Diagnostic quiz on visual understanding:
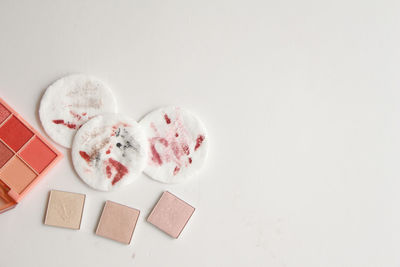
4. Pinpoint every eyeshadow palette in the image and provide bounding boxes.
[0,98,62,213]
